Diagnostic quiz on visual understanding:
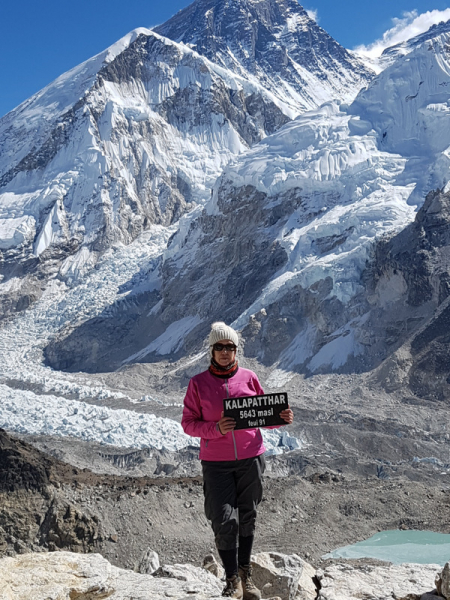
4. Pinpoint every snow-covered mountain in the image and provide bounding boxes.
[376,18,450,70]
[0,0,374,326]
[43,26,450,389]
[0,32,294,320]
[155,0,373,113]
[1,1,450,452]
[0,29,291,245]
